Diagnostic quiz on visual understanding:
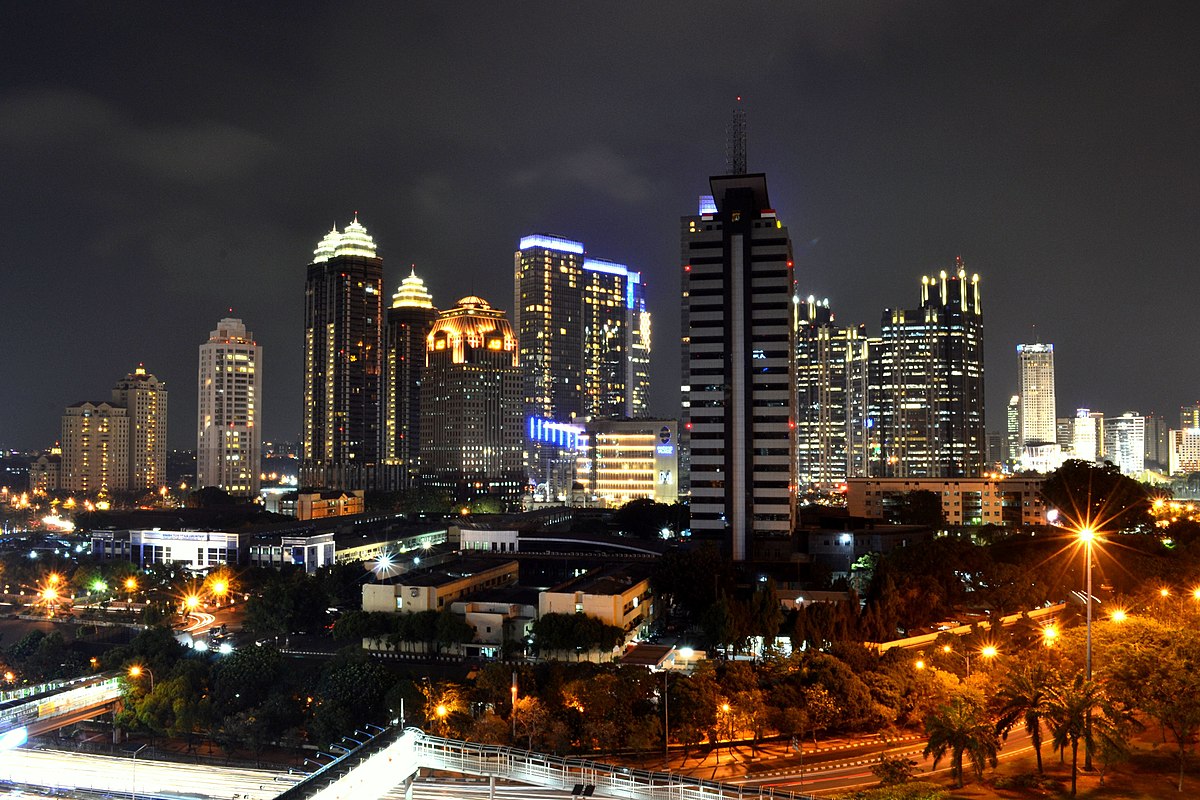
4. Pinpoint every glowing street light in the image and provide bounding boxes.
[183,594,200,612]
[1110,608,1127,623]
[1041,626,1059,646]
[128,664,155,691]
